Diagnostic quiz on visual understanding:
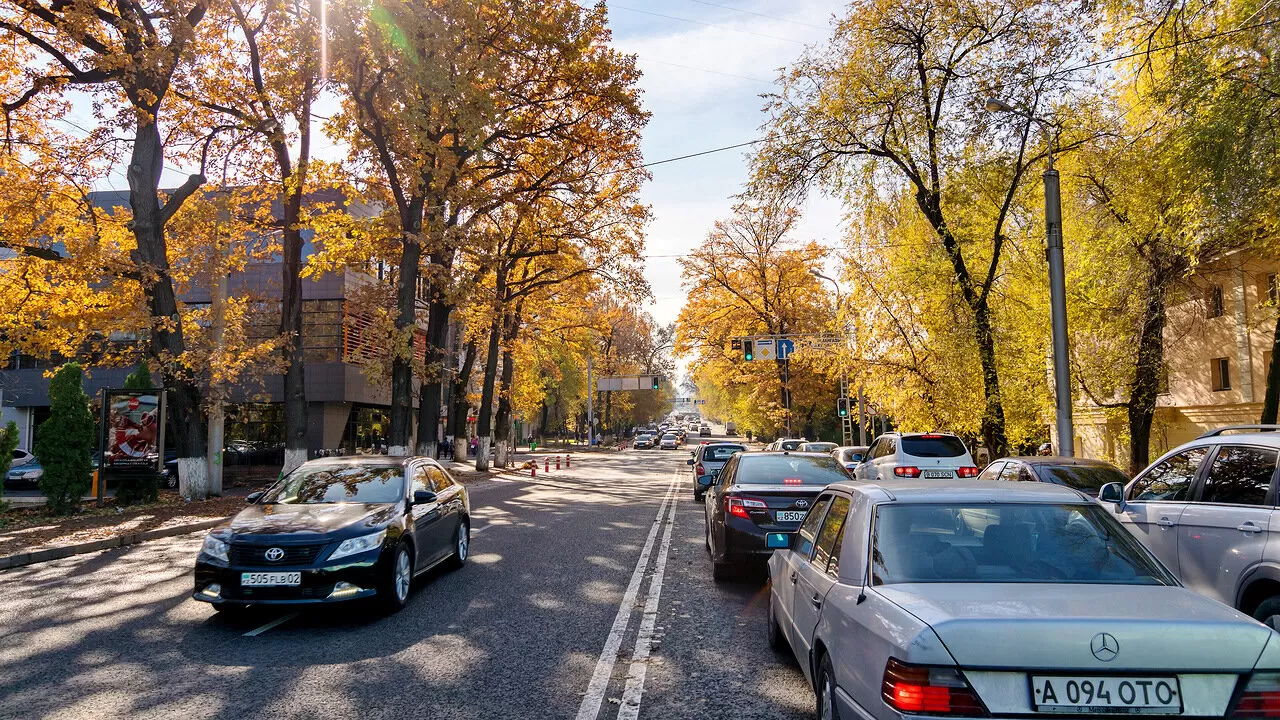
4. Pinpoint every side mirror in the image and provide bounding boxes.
[246,491,264,504]
[697,476,714,487]
[851,454,864,462]
[765,532,792,550]
[414,490,438,505]
[686,459,695,466]
[1099,482,1125,509]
